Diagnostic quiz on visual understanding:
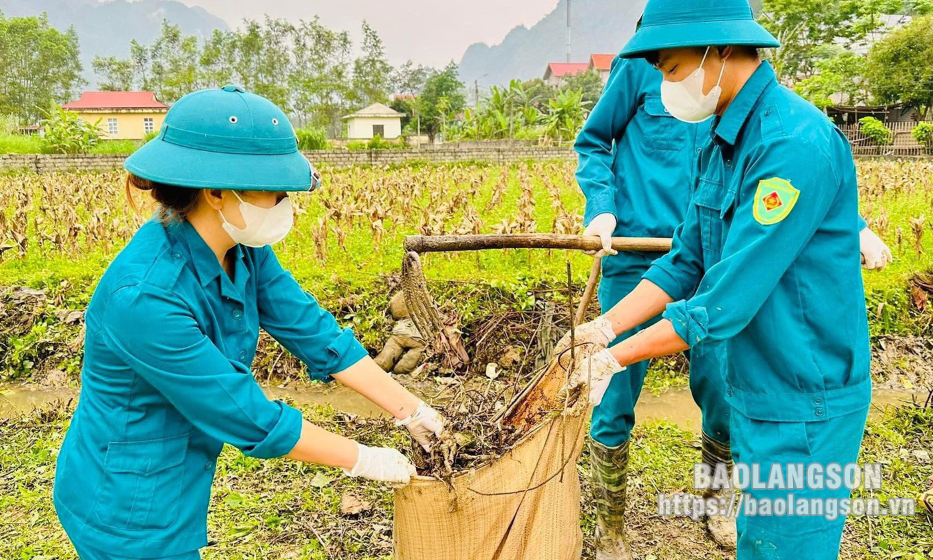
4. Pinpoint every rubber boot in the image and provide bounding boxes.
[701,432,737,551]
[919,475,933,513]
[590,439,634,560]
